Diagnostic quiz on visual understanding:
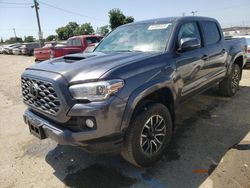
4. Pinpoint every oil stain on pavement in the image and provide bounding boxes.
[63,164,136,188]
